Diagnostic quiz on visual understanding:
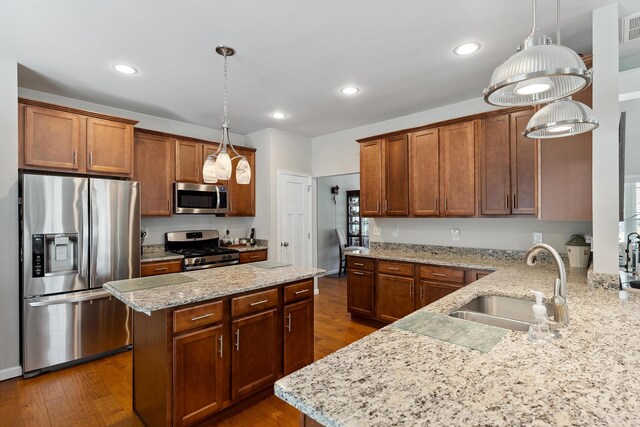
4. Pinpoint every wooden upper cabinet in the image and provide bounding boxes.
[409,128,440,216]
[480,115,511,215]
[175,140,201,183]
[539,85,593,220]
[510,110,537,215]
[134,131,174,216]
[360,139,384,217]
[86,118,133,175]
[19,100,138,176]
[384,134,409,215]
[440,121,477,217]
[228,147,256,216]
[23,105,81,171]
